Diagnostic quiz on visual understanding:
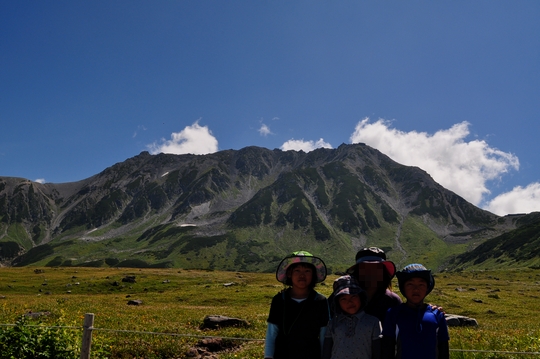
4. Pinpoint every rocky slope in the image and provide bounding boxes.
[445,212,540,270]
[0,144,521,272]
